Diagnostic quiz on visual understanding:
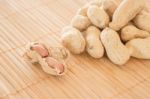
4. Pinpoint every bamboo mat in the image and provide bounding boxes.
[0,0,150,99]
